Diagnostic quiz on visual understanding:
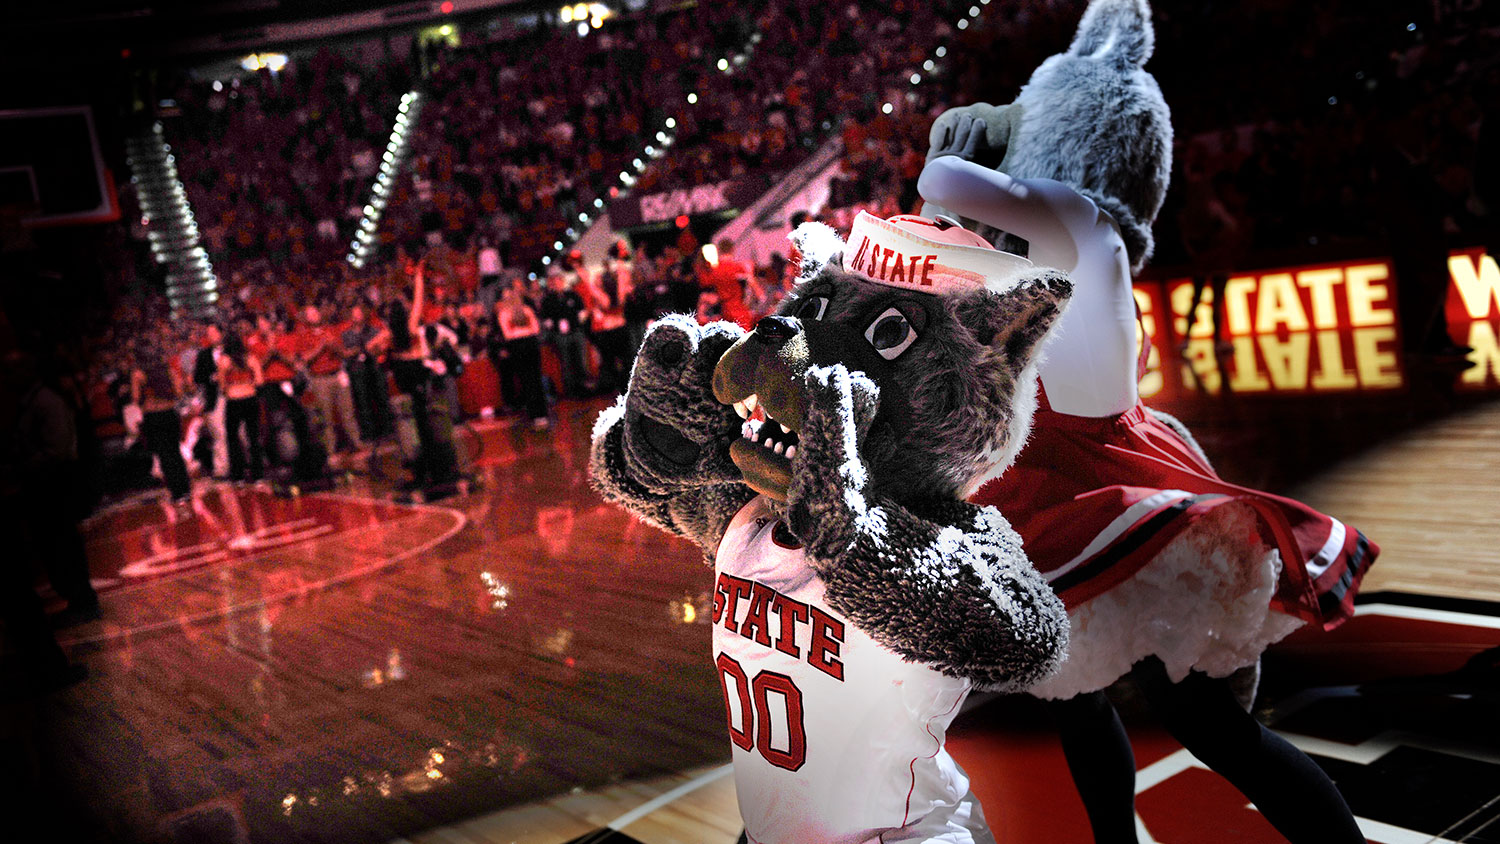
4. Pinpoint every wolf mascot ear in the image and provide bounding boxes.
[927,0,1171,272]
[788,221,845,281]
